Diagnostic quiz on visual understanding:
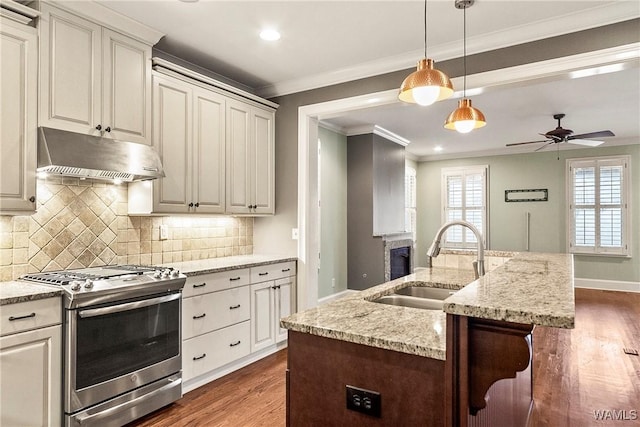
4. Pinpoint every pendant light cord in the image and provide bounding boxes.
[463,4,467,97]
[424,0,427,58]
